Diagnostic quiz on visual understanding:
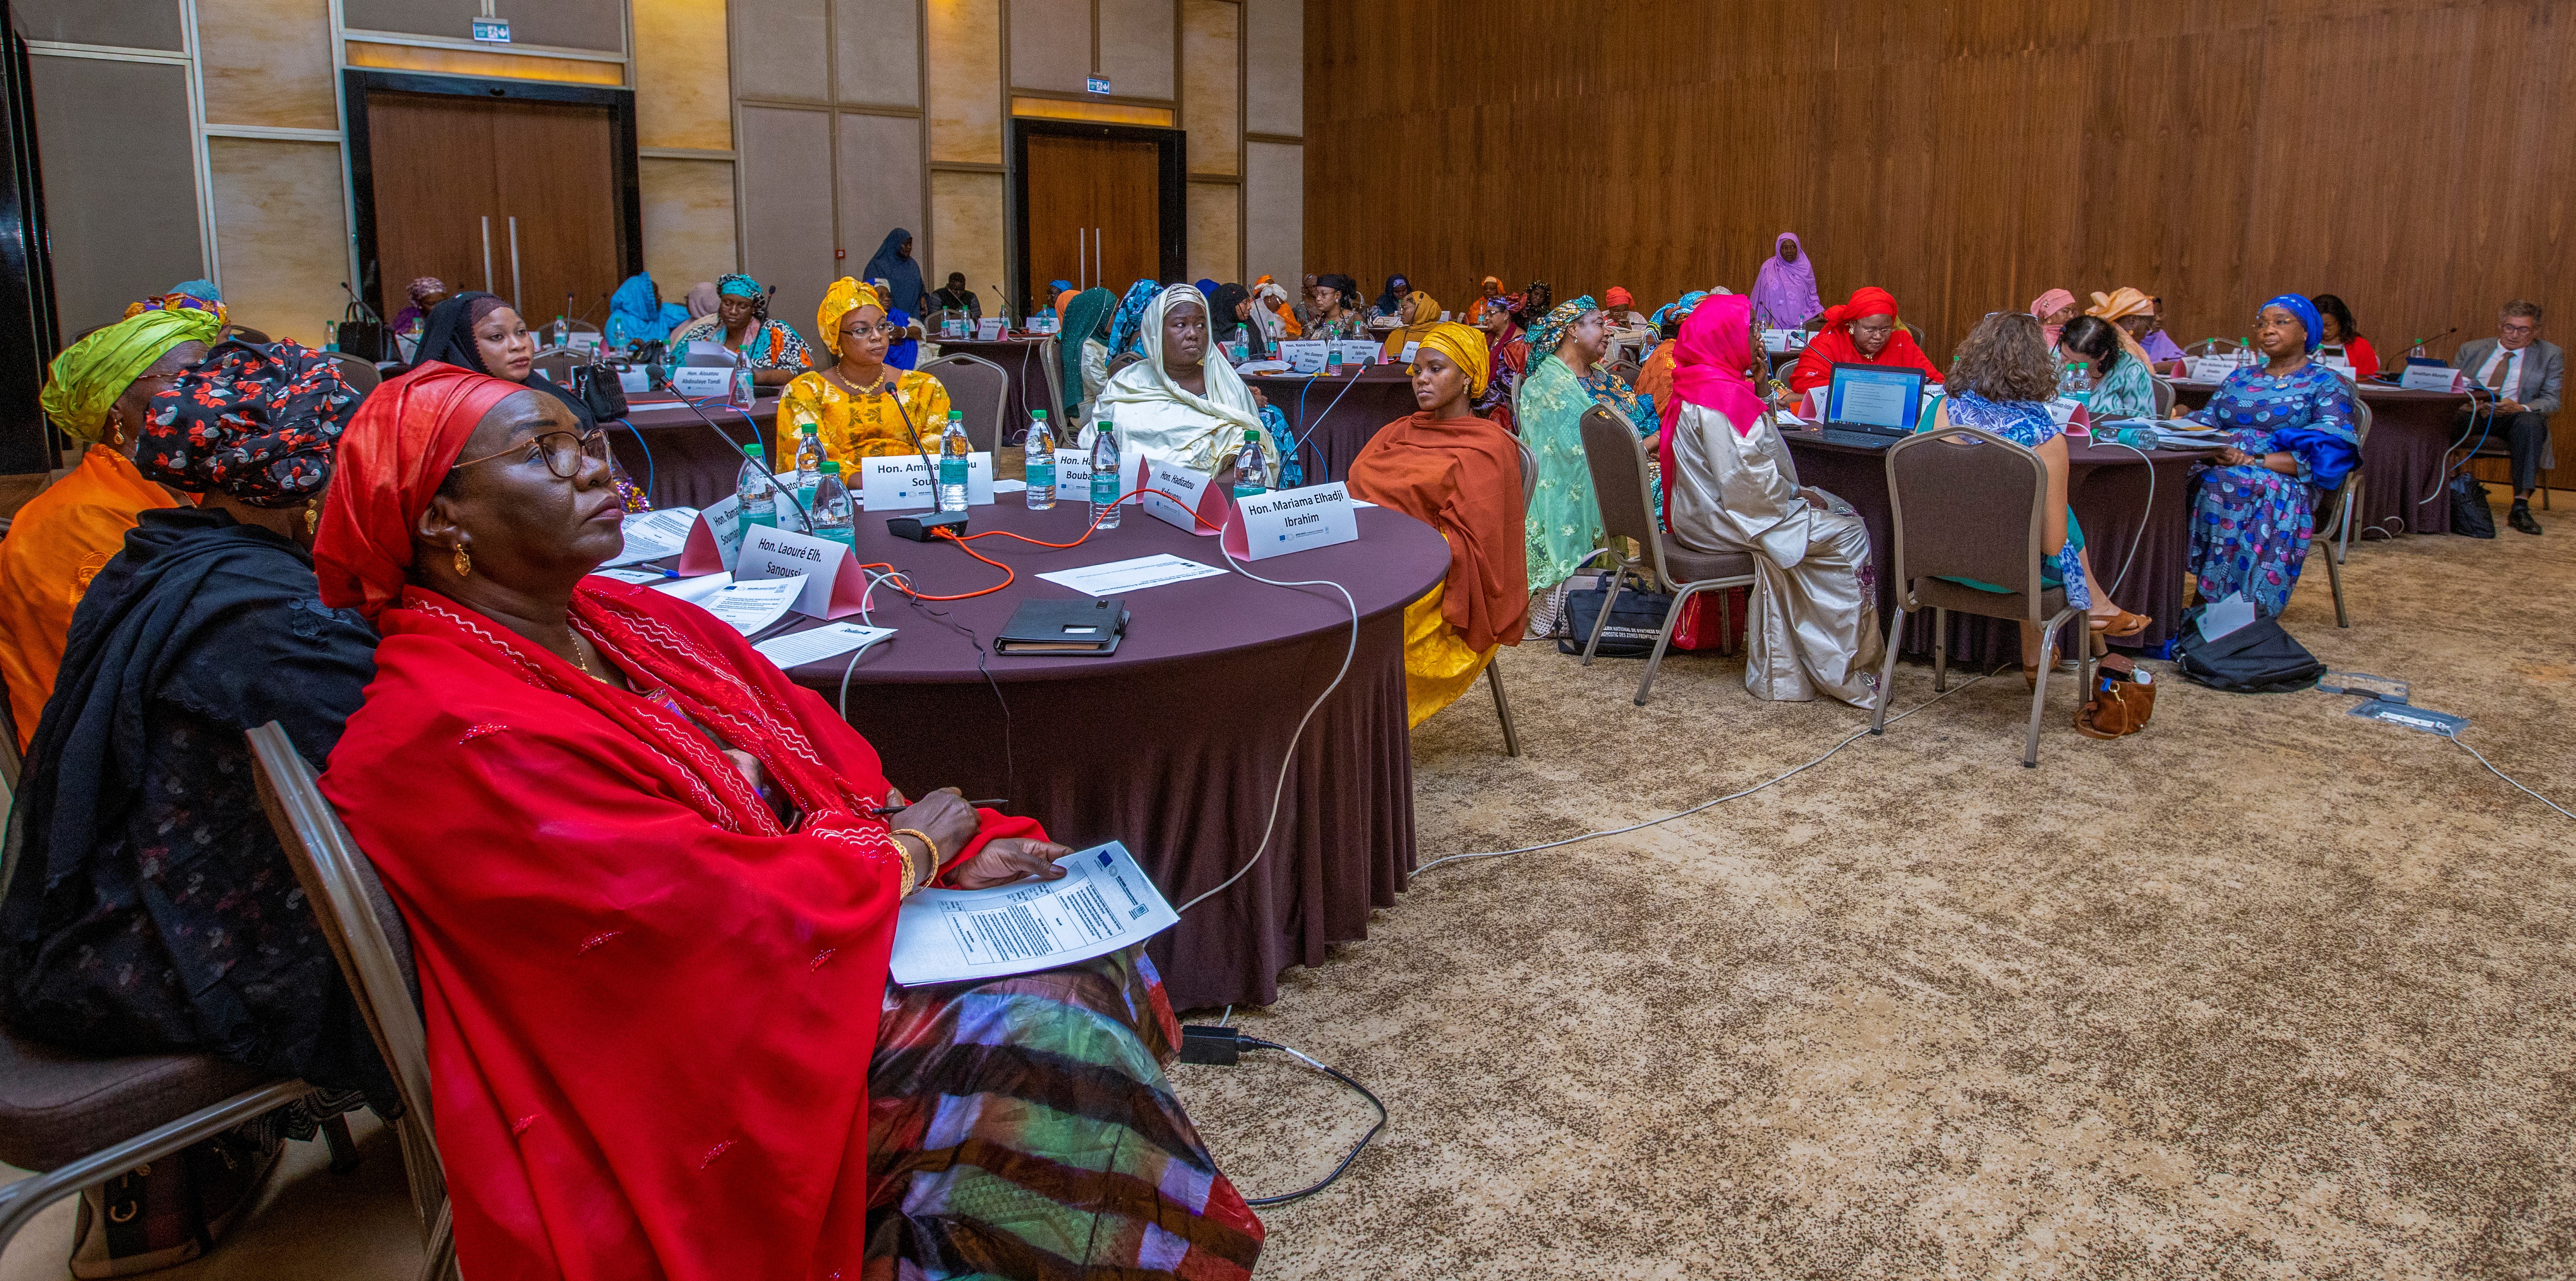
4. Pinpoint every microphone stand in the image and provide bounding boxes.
[651,366,815,534]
